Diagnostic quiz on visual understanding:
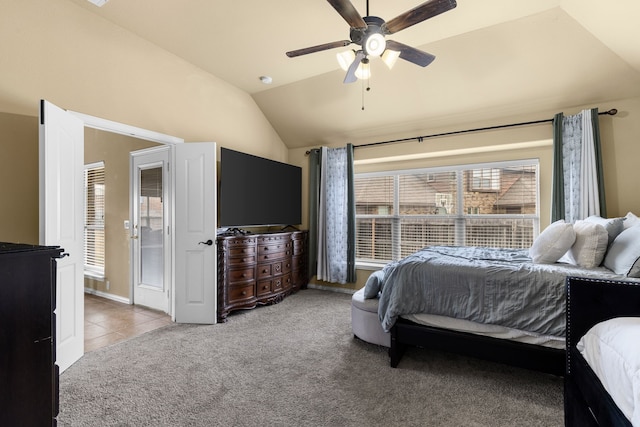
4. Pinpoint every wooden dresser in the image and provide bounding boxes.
[217,230,308,322]
[0,243,63,427]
